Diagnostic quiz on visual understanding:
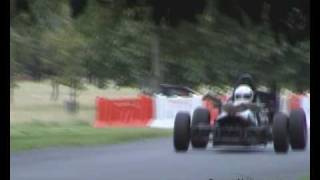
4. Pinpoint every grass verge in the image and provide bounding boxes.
[11,122,172,152]
[299,175,309,180]
[10,80,140,124]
